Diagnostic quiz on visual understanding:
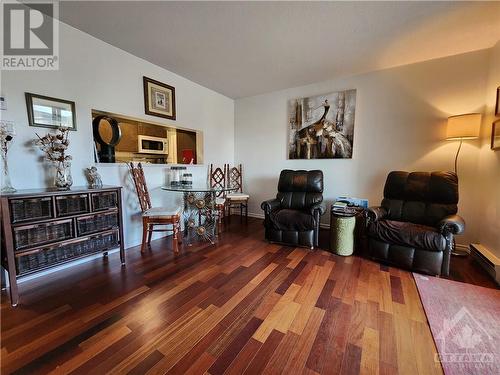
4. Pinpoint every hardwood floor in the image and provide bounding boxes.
[446,254,498,288]
[0,217,493,374]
